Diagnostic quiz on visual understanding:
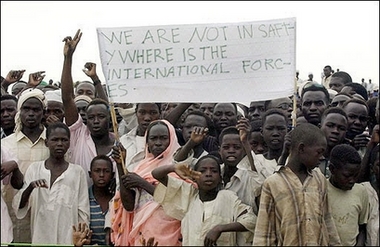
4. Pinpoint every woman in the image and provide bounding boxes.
[110,119,183,246]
